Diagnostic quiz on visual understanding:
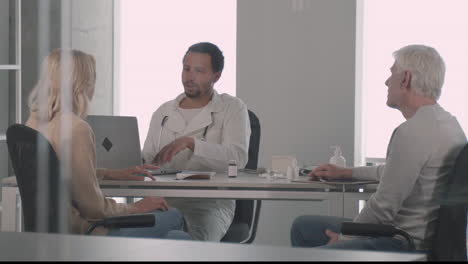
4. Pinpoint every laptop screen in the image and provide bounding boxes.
[86,115,142,169]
